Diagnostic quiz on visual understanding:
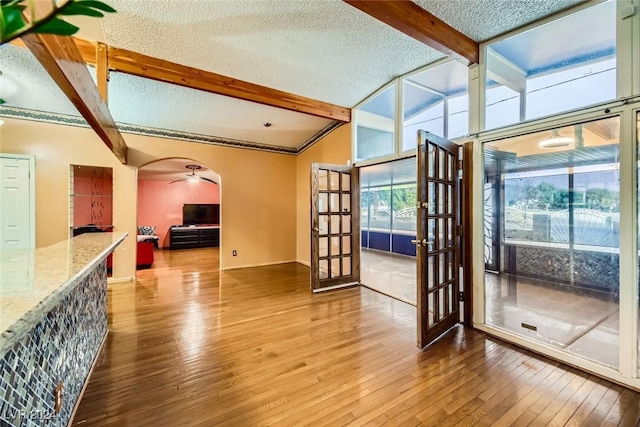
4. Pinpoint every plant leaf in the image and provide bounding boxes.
[76,0,116,13]
[0,98,6,105]
[32,17,80,36]
[0,0,24,6]
[58,3,104,17]
[1,5,27,39]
